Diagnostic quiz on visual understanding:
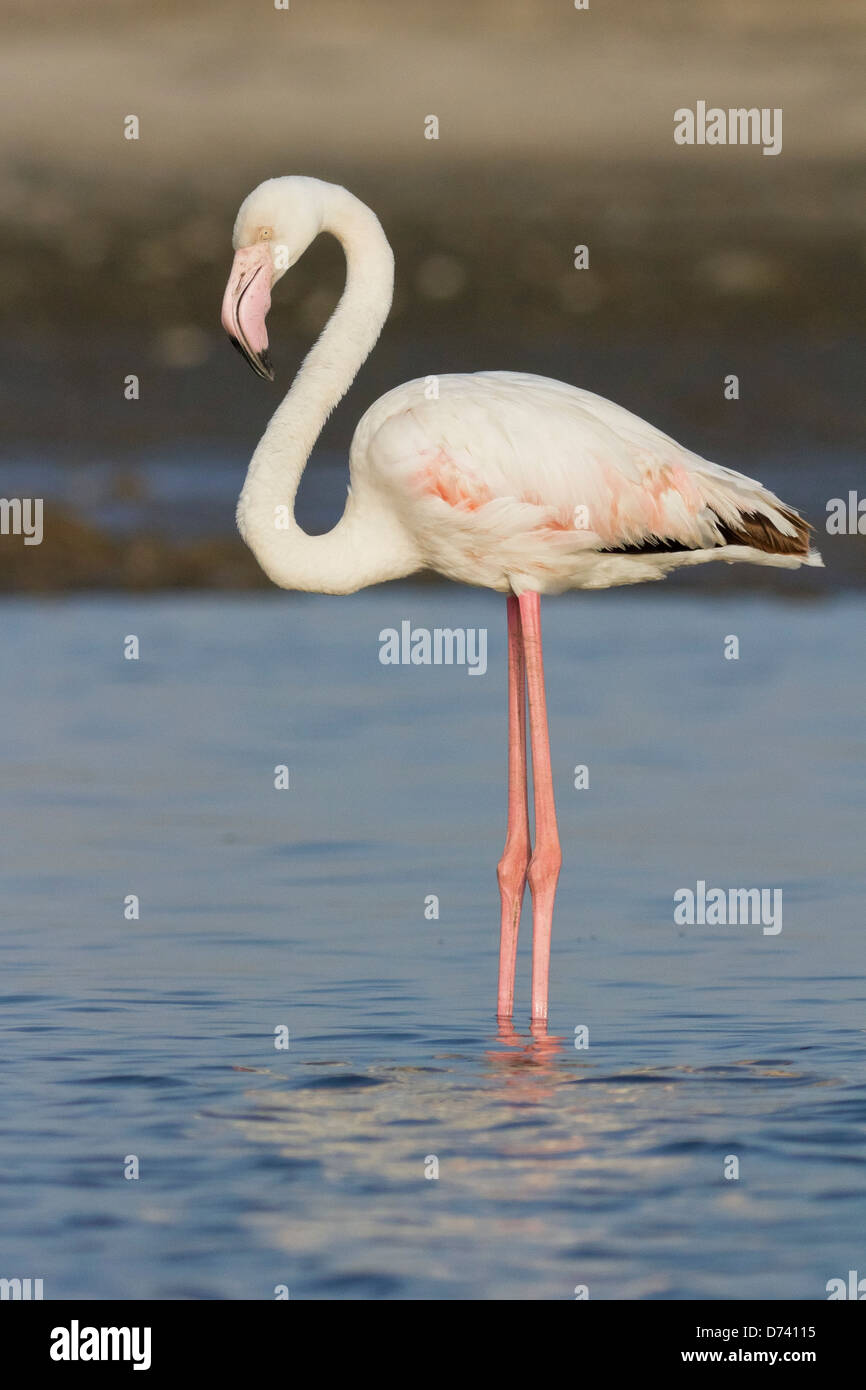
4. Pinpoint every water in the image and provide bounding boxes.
[1,587,863,1300]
